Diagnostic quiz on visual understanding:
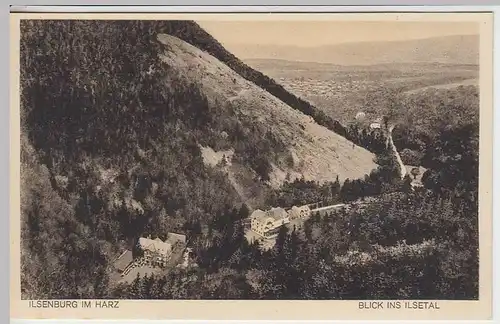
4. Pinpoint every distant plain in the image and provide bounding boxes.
[245,58,478,124]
